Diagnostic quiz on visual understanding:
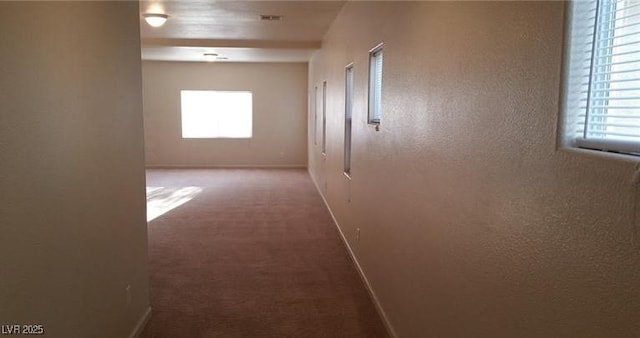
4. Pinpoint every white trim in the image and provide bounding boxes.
[561,1,640,157]
[145,164,307,169]
[307,170,397,338]
[576,137,640,155]
[368,42,384,54]
[367,43,384,126]
[559,146,640,165]
[128,306,151,338]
